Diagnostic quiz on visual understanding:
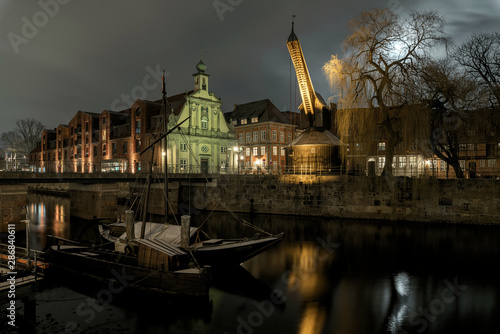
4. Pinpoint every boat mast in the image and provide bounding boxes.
[162,70,169,222]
